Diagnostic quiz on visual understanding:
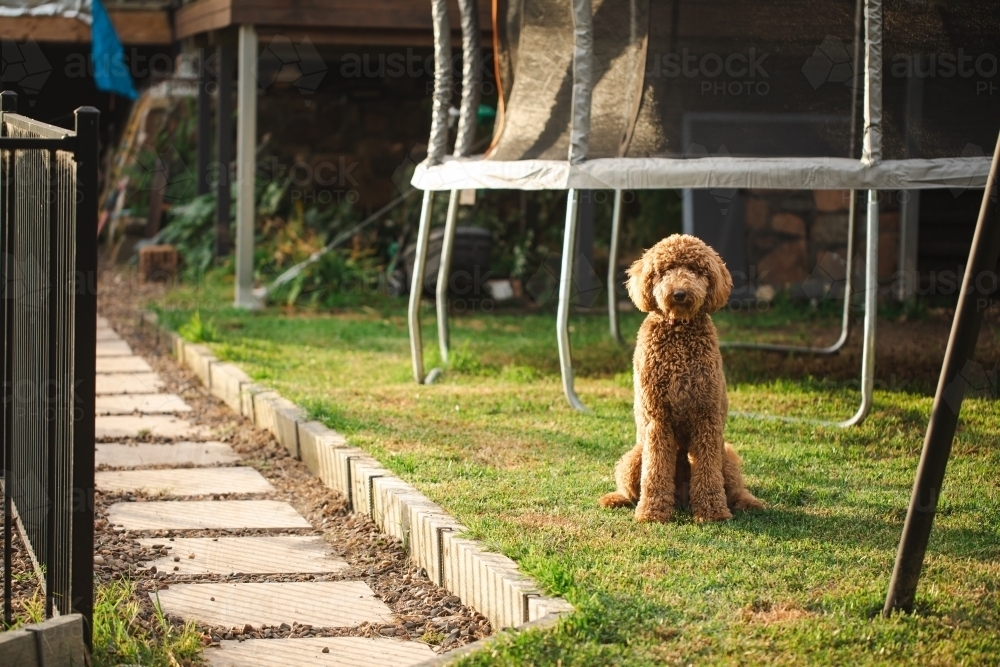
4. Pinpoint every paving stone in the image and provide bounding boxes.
[207,637,434,667]
[97,316,110,328]
[96,393,192,415]
[96,328,122,341]
[96,372,165,395]
[154,582,394,629]
[95,415,211,440]
[96,340,133,356]
[96,442,239,468]
[96,356,153,373]
[96,467,273,496]
[137,536,349,575]
[107,500,311,531]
